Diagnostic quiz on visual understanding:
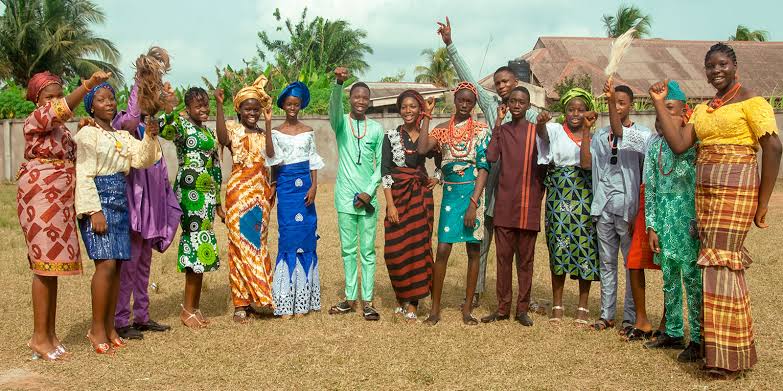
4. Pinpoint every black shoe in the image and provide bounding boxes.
[363,304,380,321]
[515,313,534,327]
[116,326,143,340]
[480,312,510,323]
[133,319,171,332]
[643,333,685,350]
[677,342,703,363]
